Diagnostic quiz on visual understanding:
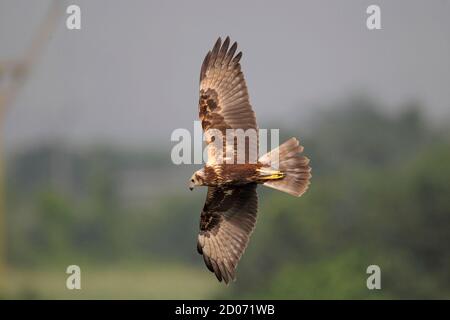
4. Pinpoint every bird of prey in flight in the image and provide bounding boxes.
[189,37,311,284]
